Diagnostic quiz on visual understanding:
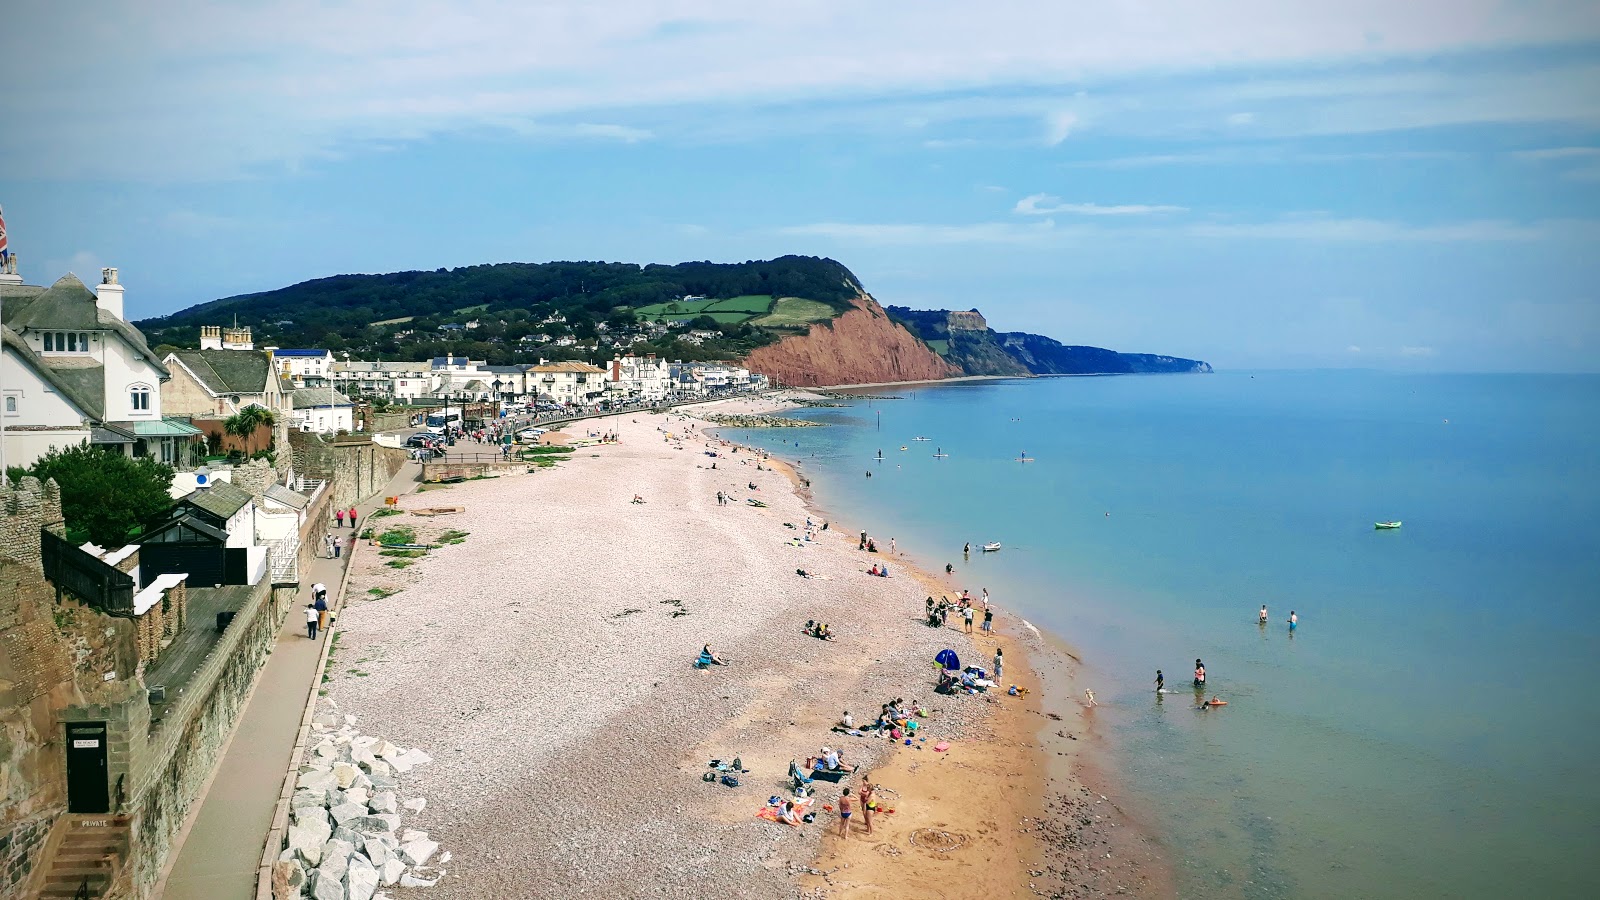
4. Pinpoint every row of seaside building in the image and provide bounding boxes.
[1,265,767,473]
